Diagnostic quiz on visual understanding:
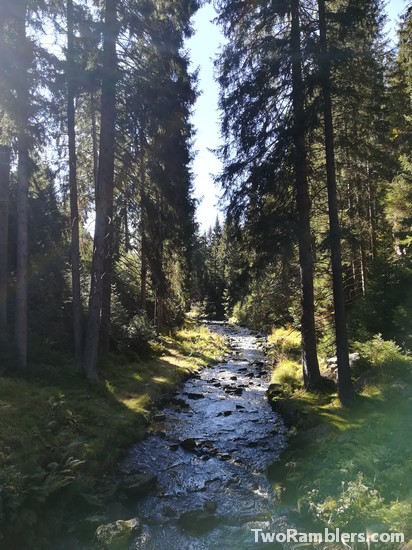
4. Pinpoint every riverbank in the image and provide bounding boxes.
[266,331,412,546]
[0,322,227,548]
